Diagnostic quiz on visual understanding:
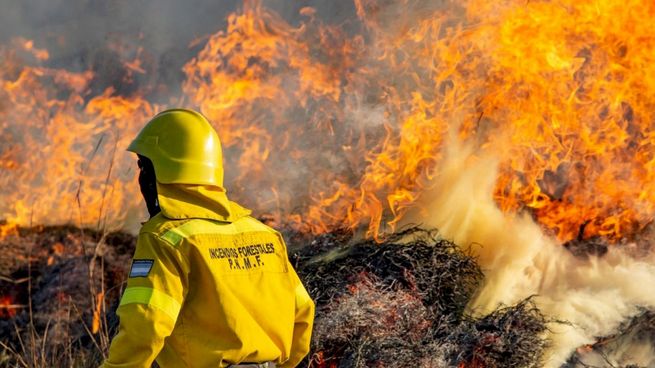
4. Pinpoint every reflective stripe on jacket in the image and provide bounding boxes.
[102,213,315,368]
